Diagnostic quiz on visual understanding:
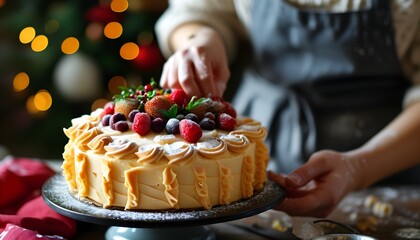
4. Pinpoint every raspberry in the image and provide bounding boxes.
[132,112,151,136]
[151,117,165,133]
[222,101,237,118]
[217,113,236,131]
[165,118,180,134]
[110,113,126,130]
[100,101,115,118]
[128,110,140,122]
[169,89,189,107]
[102,114,112,126]
[179,119,202,143]
[114,121,129,132]
[199,118,216,130]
